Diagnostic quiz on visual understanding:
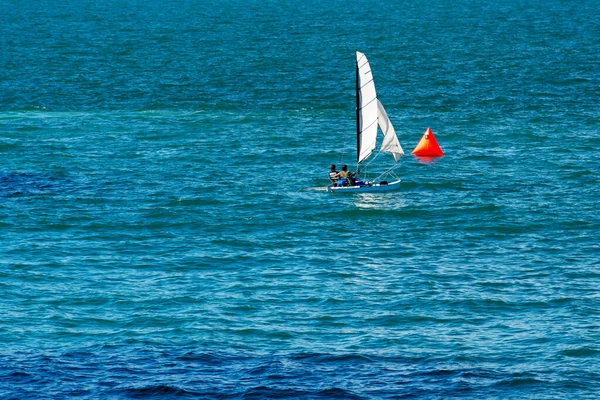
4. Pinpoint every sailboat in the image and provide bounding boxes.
[327,51,404,193]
